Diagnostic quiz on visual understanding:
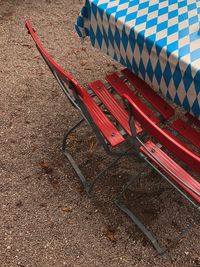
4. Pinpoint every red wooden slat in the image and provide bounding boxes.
[140,141,200,204]
[89,80,142,136]
[83,93,125,147]
[163,129,193,152]
[123,93,200,175]
[185,112,200,128]
[106,73,160,125]
[121,69,174,120]
[171,119,200,150]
